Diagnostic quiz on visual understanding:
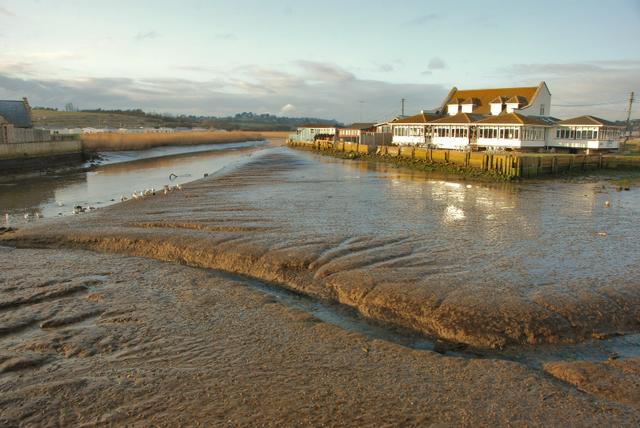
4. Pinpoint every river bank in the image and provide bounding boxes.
[289,140,640,180]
